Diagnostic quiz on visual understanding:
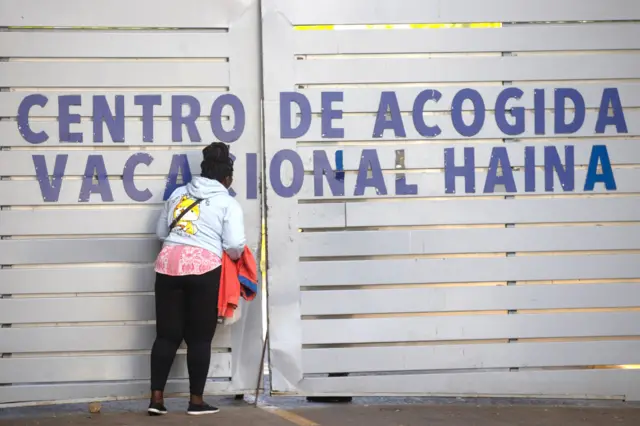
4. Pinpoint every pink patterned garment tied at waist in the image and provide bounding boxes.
[154,244,222,276]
